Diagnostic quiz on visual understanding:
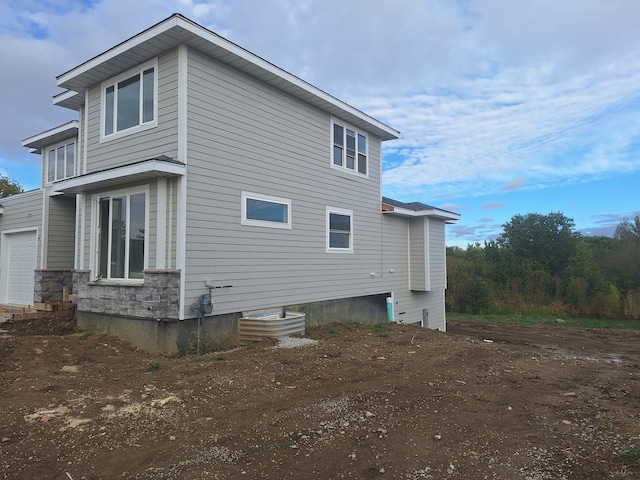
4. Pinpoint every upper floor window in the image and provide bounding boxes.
[241,191,292,229]
[47,142,75,183]
[102,61,157,140]
[332,121,367,176]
